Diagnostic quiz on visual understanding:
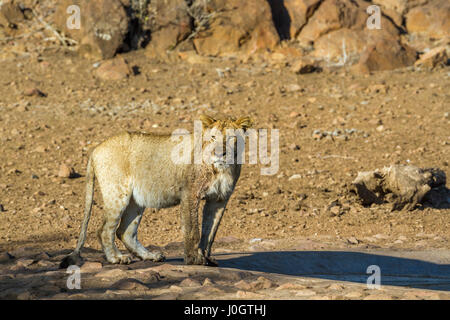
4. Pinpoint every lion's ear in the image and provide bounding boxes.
[235,116,253,131]
[199,114,216,128]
